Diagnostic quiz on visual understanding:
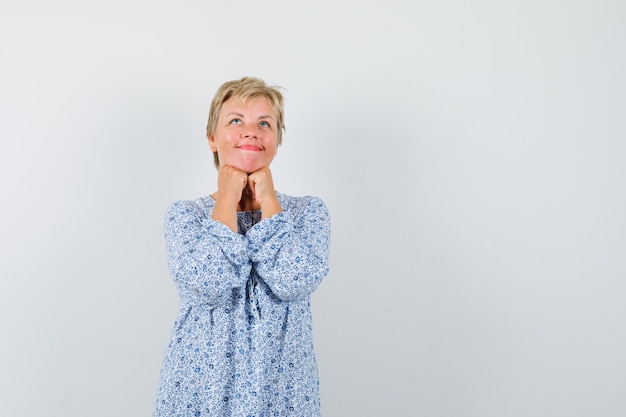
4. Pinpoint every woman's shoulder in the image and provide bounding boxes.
[165,195,216,220]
